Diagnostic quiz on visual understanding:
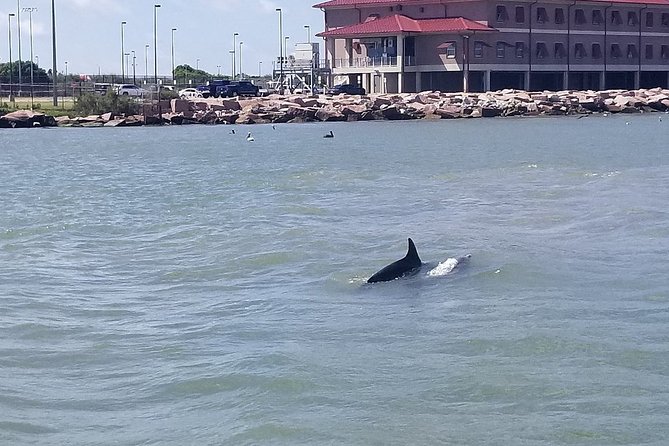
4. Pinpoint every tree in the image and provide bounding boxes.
[0,61,51,84]
[173,64,222,86]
